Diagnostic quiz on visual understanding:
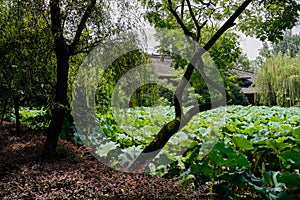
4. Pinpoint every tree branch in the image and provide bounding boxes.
[181,0,185,20]
[186,0,201,41]
[204,0,252,50]
[167,0,196,40]
[69,0,97,55]
[198,0,214,7]
[73,37,106,55]
[174,47,205,118]
[128,98,225,172]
